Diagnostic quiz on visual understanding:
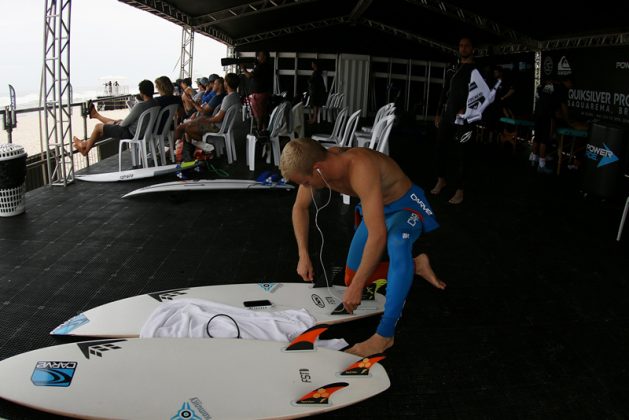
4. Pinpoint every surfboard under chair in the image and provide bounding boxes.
[0,326,390,419]
[122,178,294,197]
[75,161,199,183]
[51,282,386,338]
